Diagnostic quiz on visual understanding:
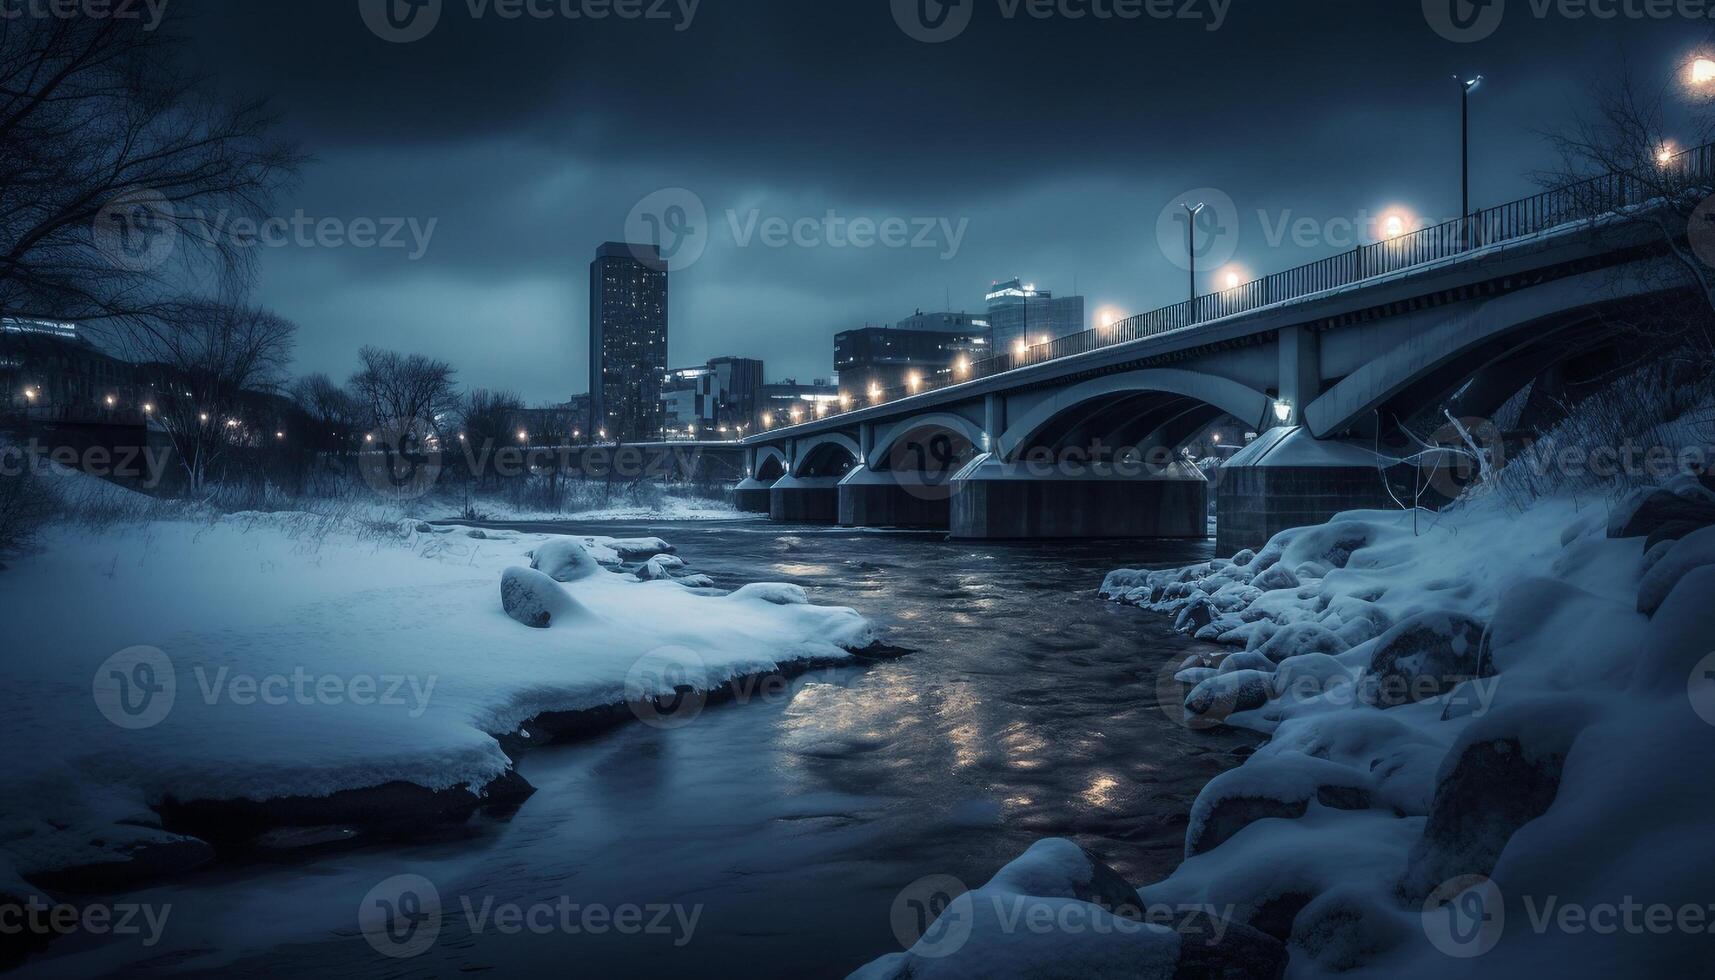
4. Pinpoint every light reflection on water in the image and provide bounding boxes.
[28,519,1254,980]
